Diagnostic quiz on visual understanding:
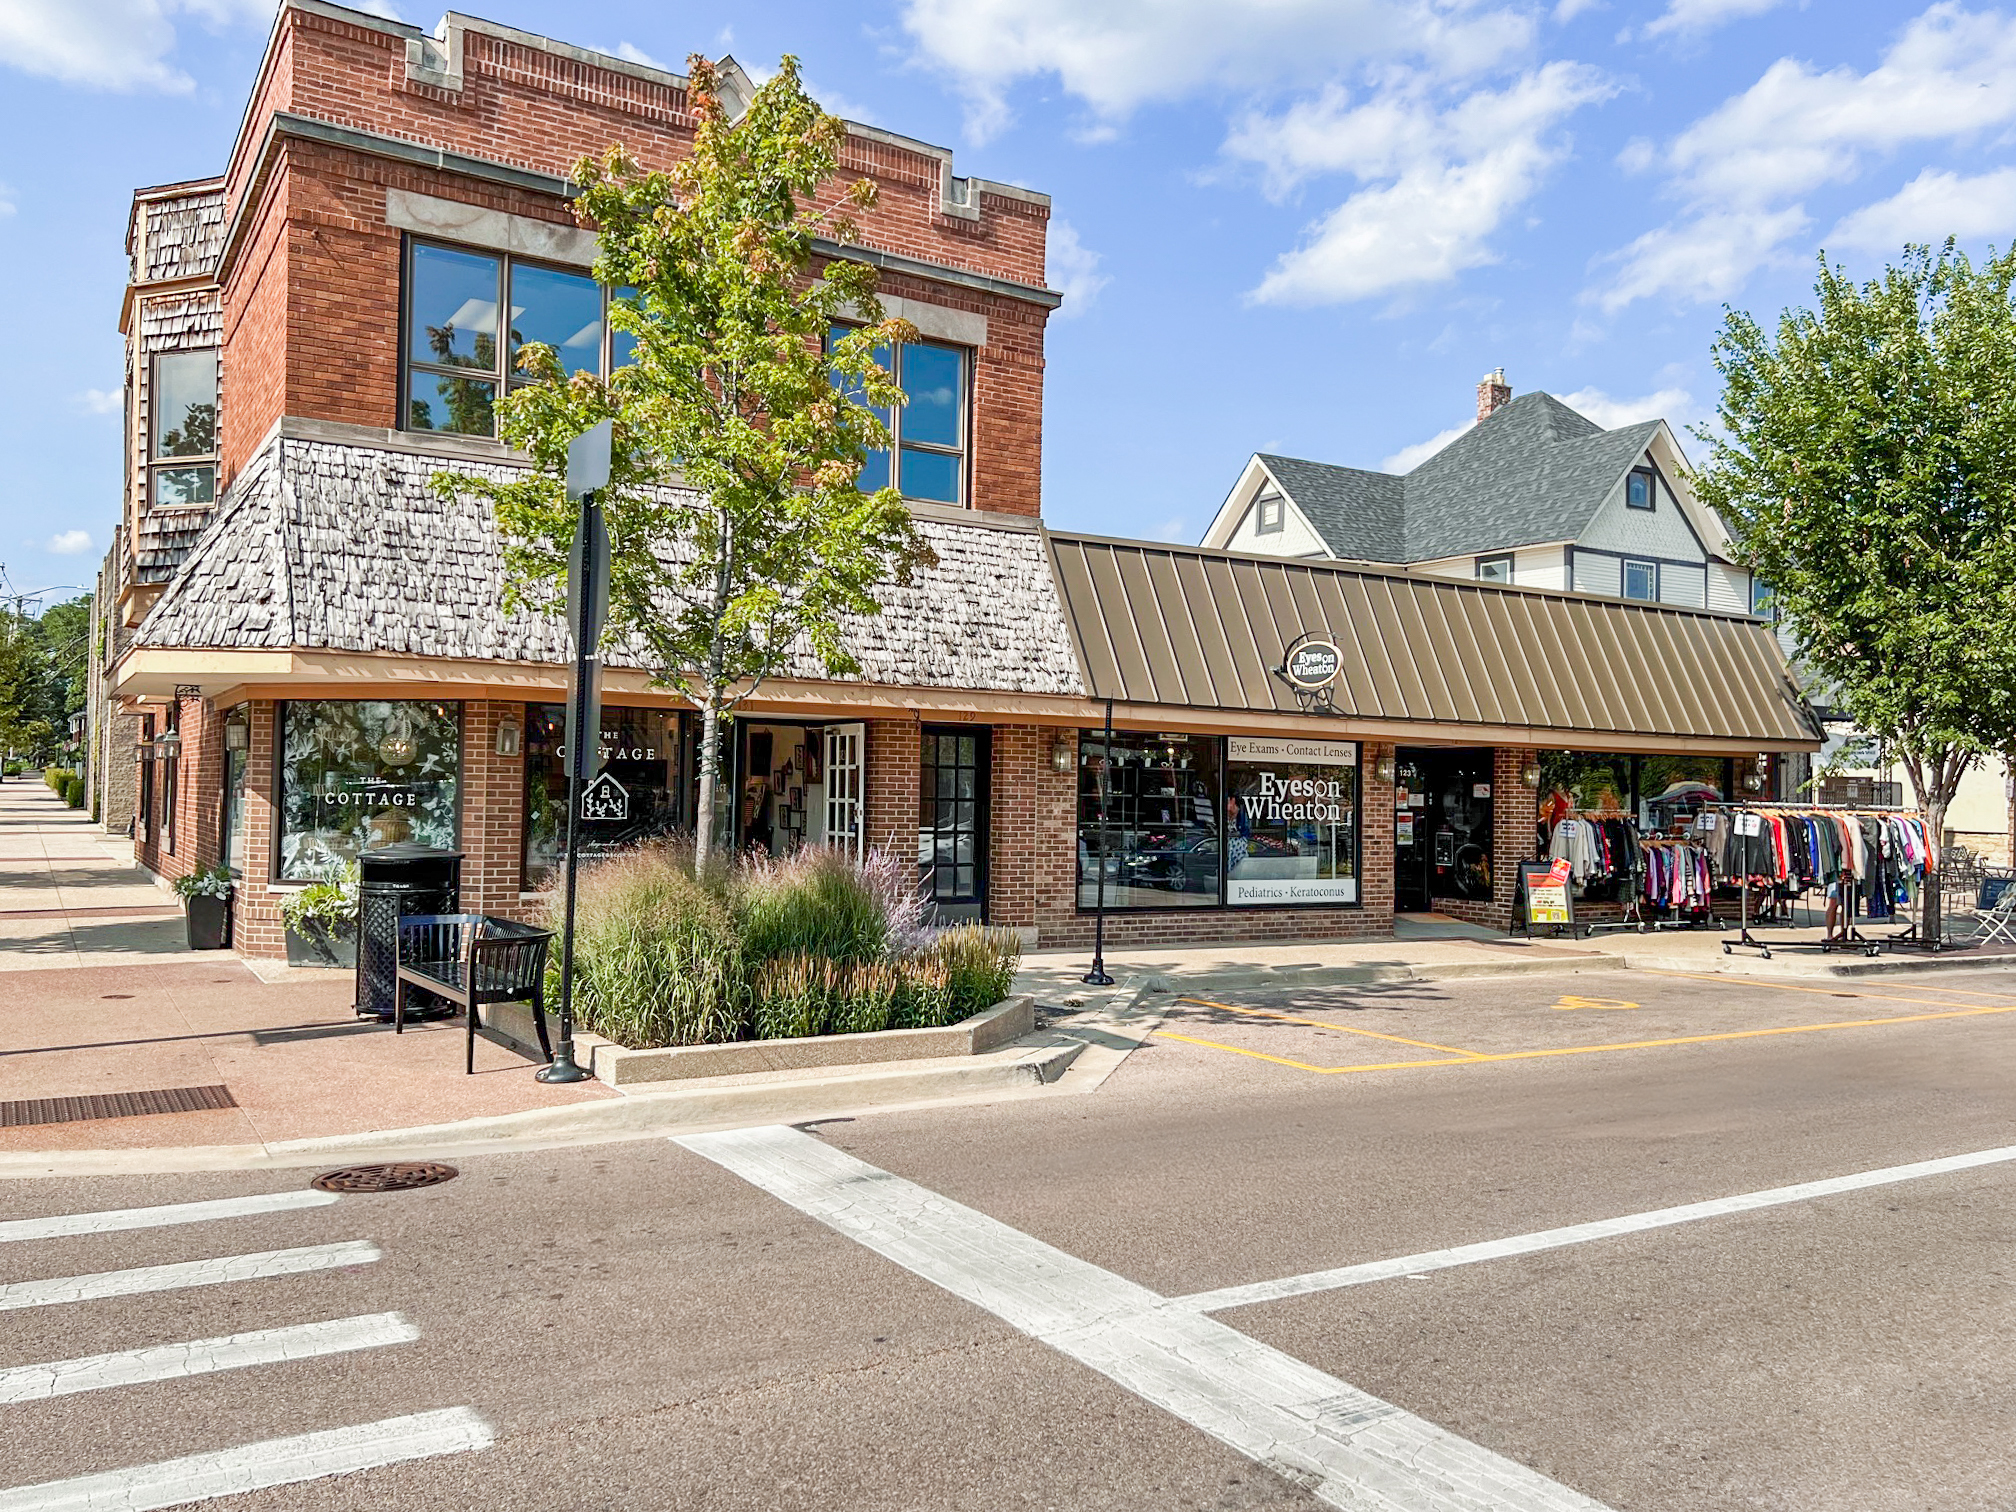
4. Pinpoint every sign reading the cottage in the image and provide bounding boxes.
[1224,738,1359,906]
[1283,639,1342,690]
